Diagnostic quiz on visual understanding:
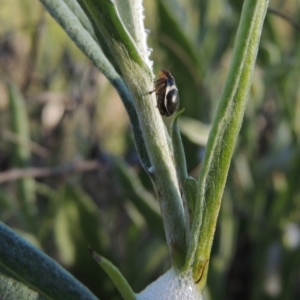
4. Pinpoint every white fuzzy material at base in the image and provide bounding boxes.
[134,0,153,69]
[136,269,203,300]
